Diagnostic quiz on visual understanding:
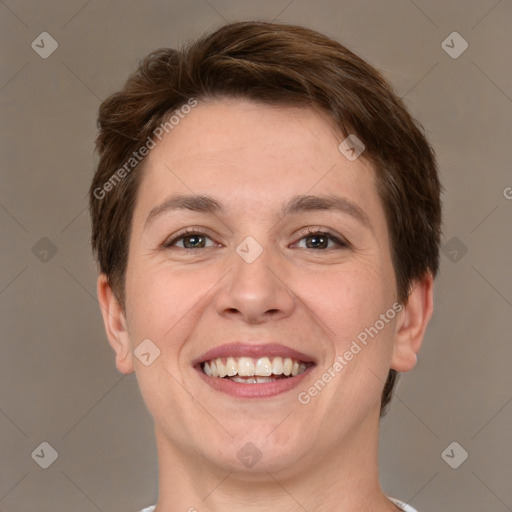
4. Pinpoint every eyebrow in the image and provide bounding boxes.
[144,193,372,231]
